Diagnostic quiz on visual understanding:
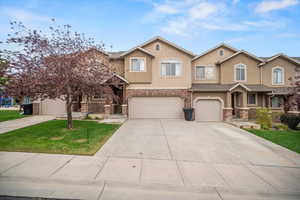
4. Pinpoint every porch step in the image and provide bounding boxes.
[228,120,261,129]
